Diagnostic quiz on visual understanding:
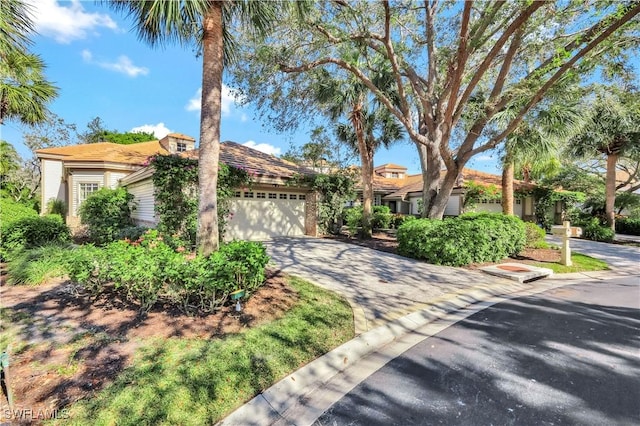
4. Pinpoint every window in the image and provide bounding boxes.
[515,199,522,205]
[279,193,287,200]
[256,192,266,199]
[391,172,399,178]
[374,195,381,206]
[243,192,254,198]
[234,191,241,198]
[481,199,488,204]
[177,142,187,152]
[78,182,100,207]
[289,194,298,200]
[268,193,277,199]
[299,194,306,200]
